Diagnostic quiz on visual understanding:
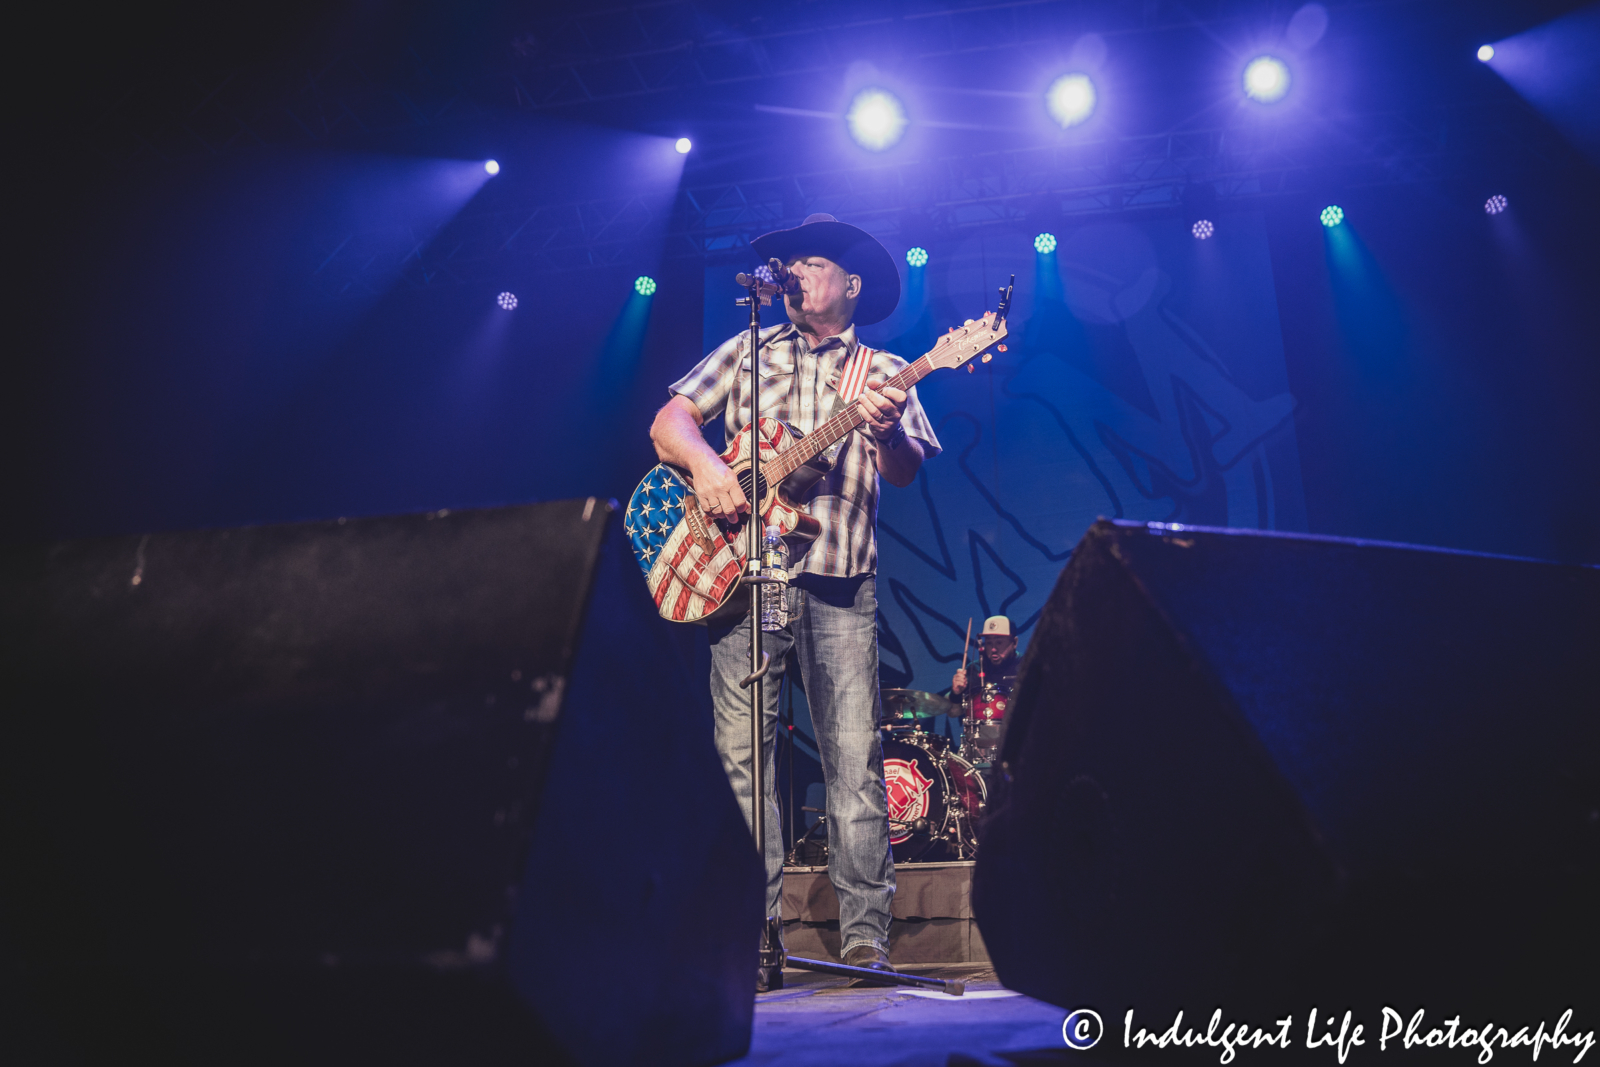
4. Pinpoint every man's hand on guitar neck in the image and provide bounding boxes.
[858,378,925,488]
[650,395,749,521]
